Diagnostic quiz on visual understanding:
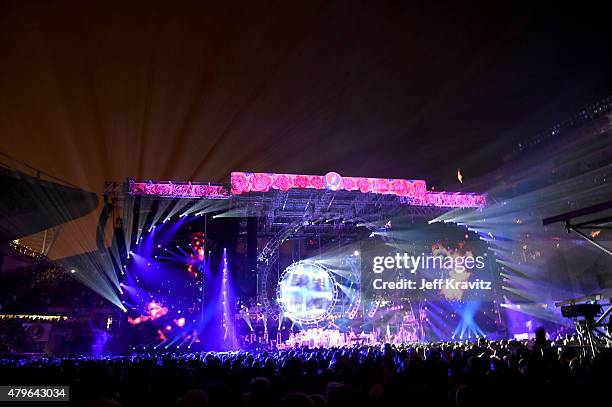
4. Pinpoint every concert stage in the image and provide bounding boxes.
[102,171,502,350]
